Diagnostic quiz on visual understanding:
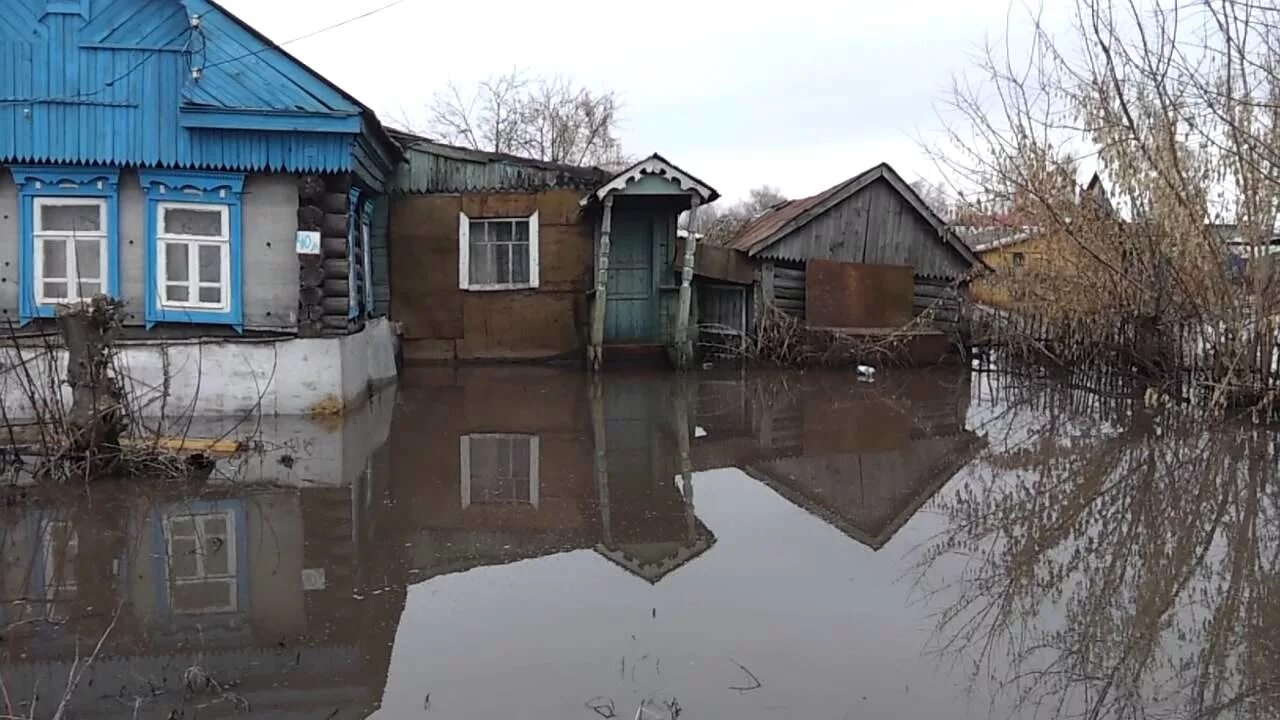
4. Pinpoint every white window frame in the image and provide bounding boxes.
[32,197,107,304]
[156,201,231,312]
[459,433,540,509]
[458,211,540,291]
[164,510,238,614]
